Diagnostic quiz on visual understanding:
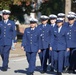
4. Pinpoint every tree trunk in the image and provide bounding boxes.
[65,0,71,21]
